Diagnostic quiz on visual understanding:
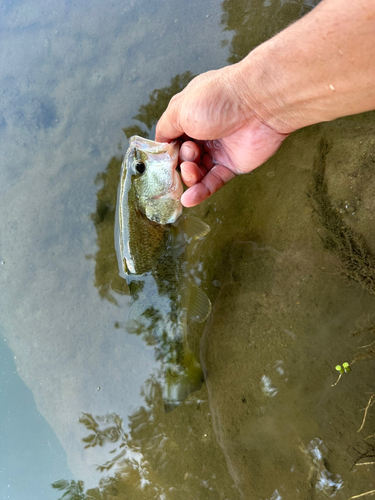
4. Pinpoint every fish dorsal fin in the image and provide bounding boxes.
[188,285,211,323]
[182,215,210,241]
